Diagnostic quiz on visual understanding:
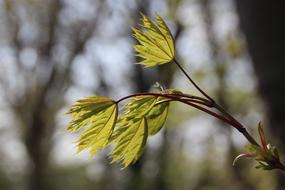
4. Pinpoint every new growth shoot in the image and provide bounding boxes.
[66,14,285,171]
